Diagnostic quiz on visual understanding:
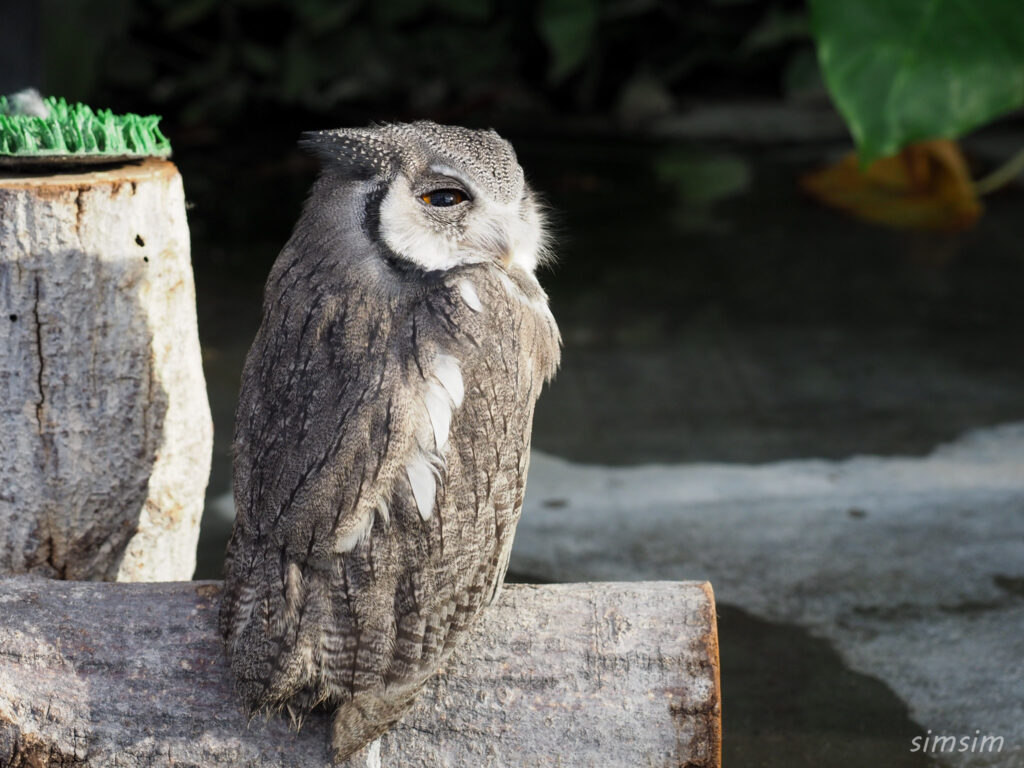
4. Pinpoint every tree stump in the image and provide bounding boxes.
[0,159,212,581]
[0,579,721,767]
